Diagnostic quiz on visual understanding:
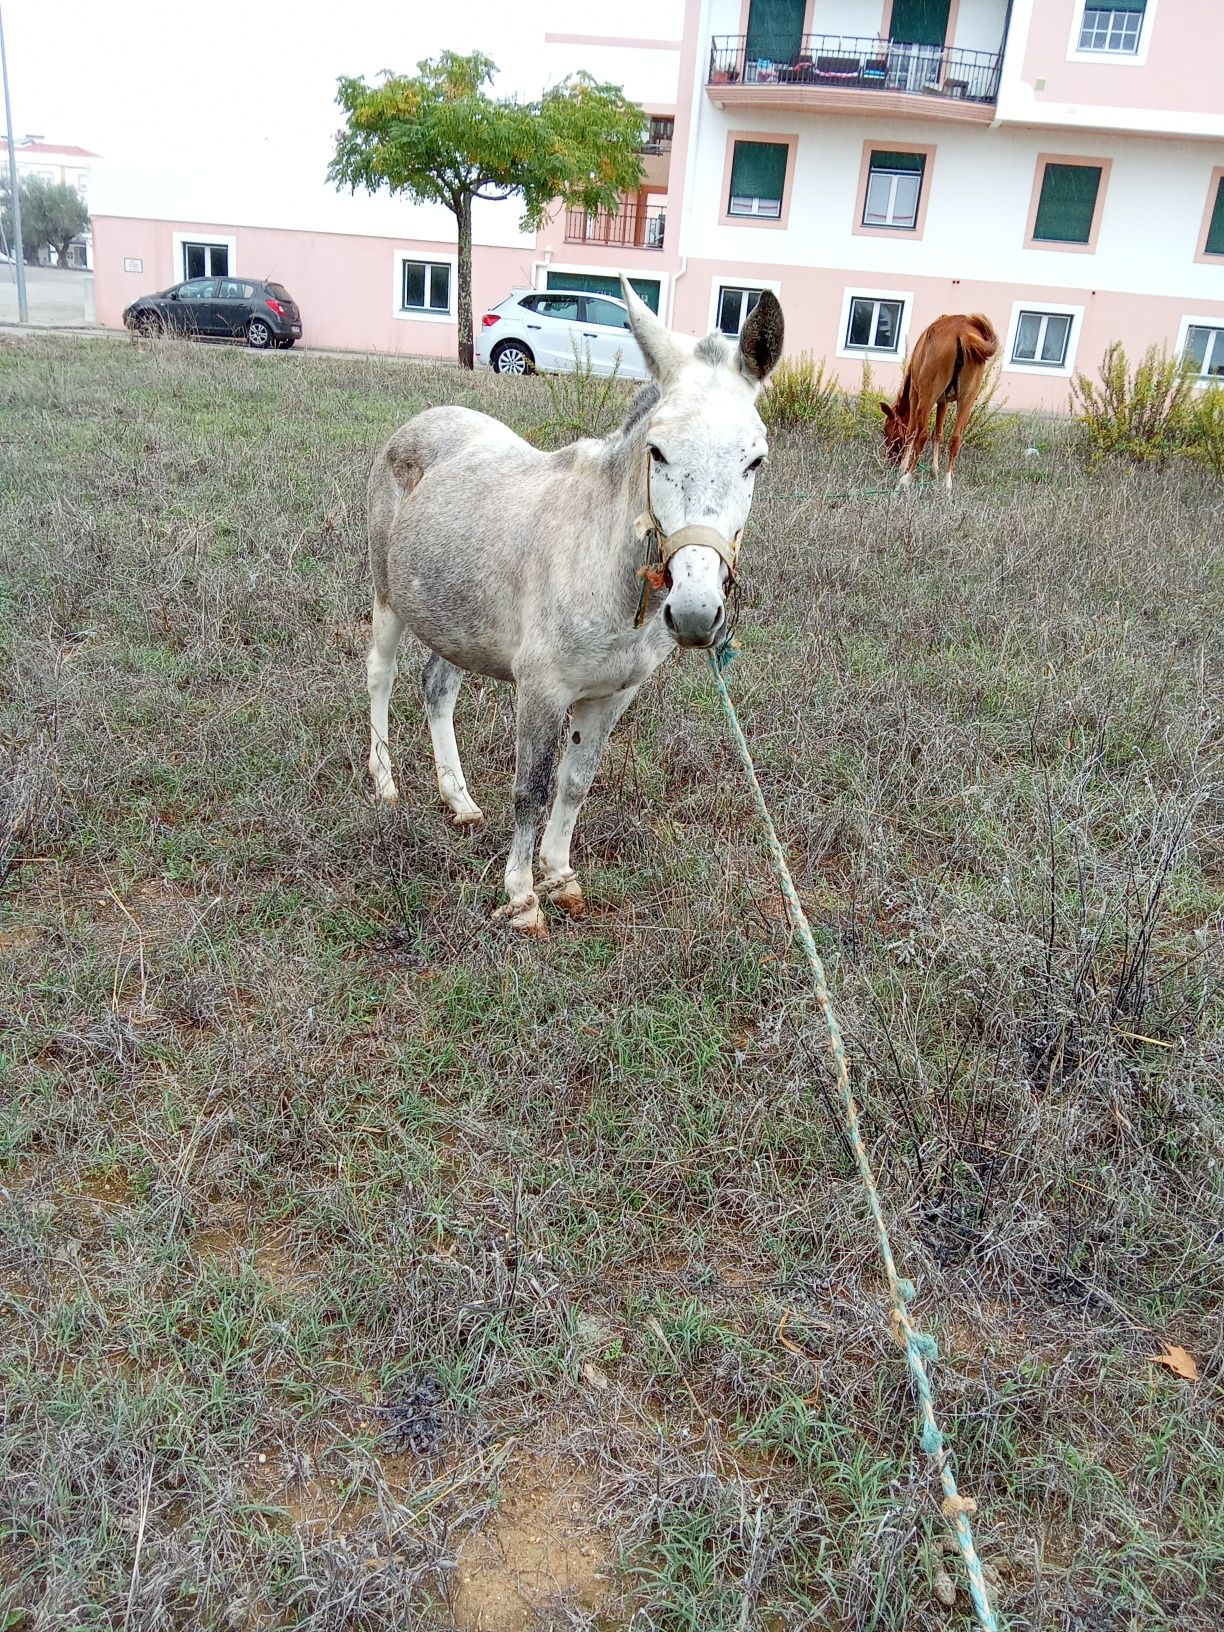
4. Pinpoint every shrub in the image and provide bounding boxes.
[530,342,632,447]
[1070,341,1197,461]
[1184,382,1224,477]
[760,351,843,433]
